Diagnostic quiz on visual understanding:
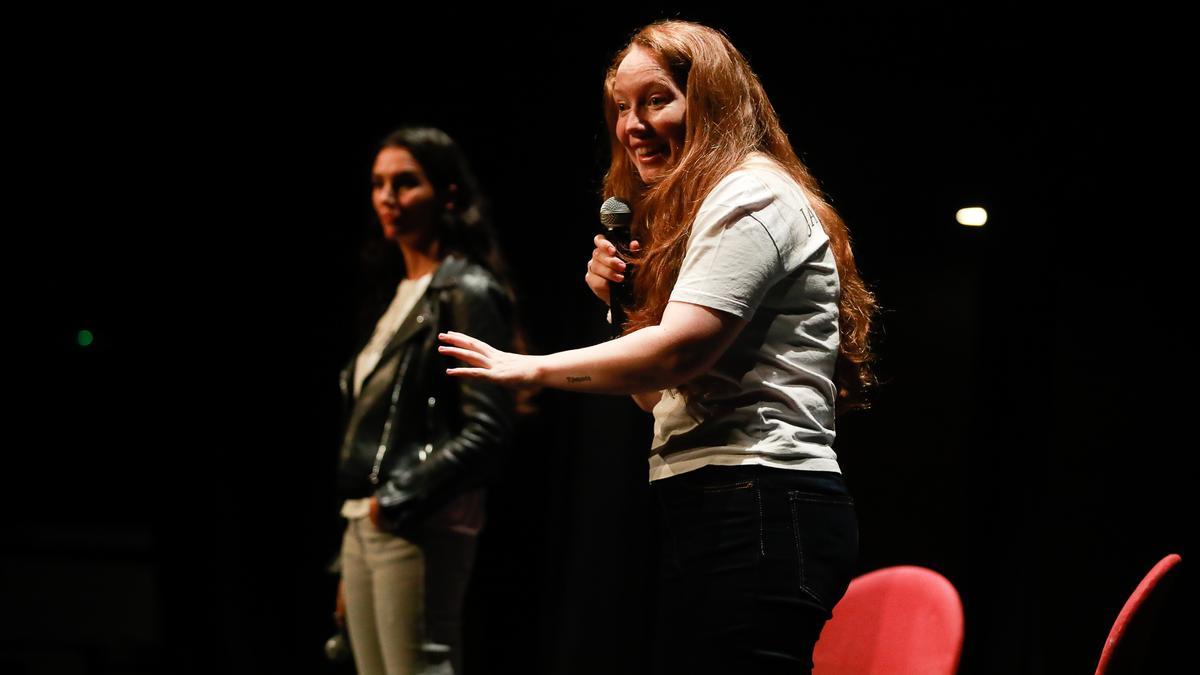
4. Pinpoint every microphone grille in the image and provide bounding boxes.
[599,196,632,227]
